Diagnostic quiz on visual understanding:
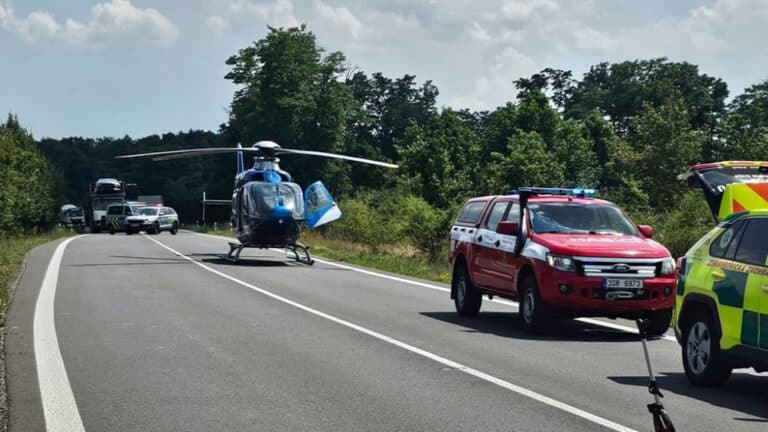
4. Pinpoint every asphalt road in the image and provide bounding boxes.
[6,232,768,431]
